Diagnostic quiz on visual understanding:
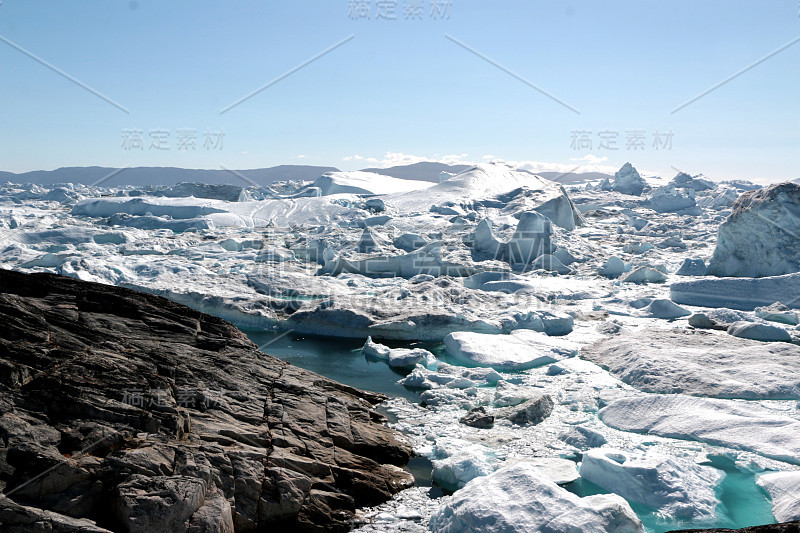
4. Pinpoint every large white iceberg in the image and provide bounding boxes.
[756,471,800,521]
[582,328,800,399]
[671,272,800,310]
[579,448,723,521]
[386,162,584,230]
[444,330,578,370]
[72,195,355,227]
[309,170,434,196]
[428,463,644,533]
[600,395,800,465]
[707,182,800,277]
